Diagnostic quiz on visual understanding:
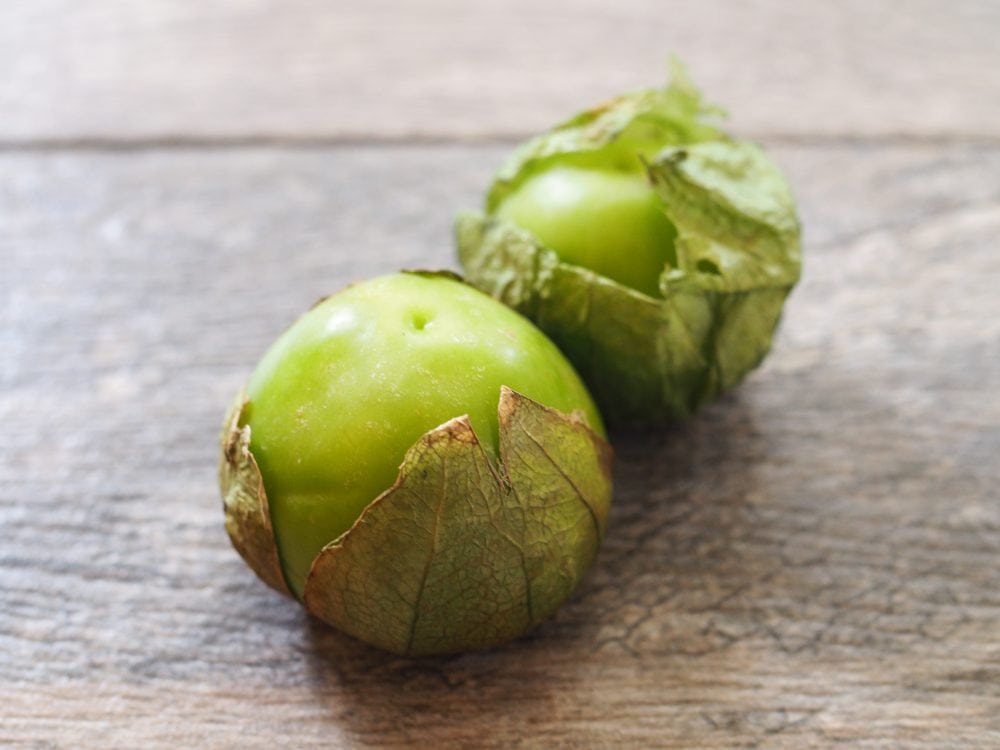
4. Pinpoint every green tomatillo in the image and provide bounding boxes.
[494,166,676,298]
[457,62,802,426]
[219,272,612,655]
